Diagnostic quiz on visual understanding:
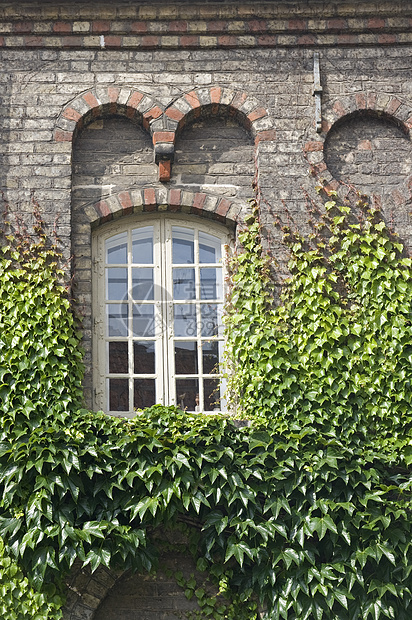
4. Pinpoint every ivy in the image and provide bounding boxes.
[1,191,412,619]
